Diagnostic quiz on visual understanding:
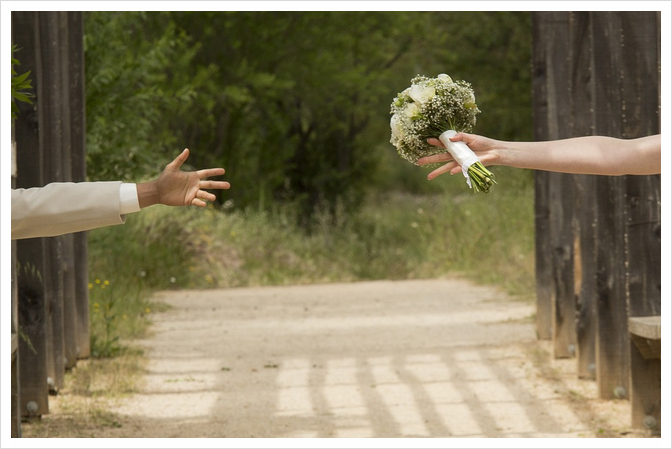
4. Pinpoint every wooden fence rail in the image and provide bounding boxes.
[532,11,661,433]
